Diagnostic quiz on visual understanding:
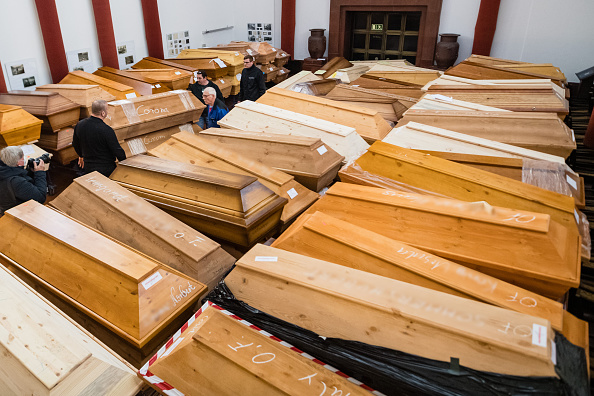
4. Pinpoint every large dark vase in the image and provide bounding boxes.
[308,29,327,59]
[435,33,460,69]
